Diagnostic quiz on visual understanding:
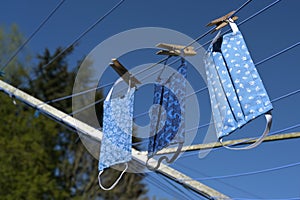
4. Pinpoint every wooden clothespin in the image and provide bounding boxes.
[207,10,238,33]
[156,43,197,56]
[109,58,141,88]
